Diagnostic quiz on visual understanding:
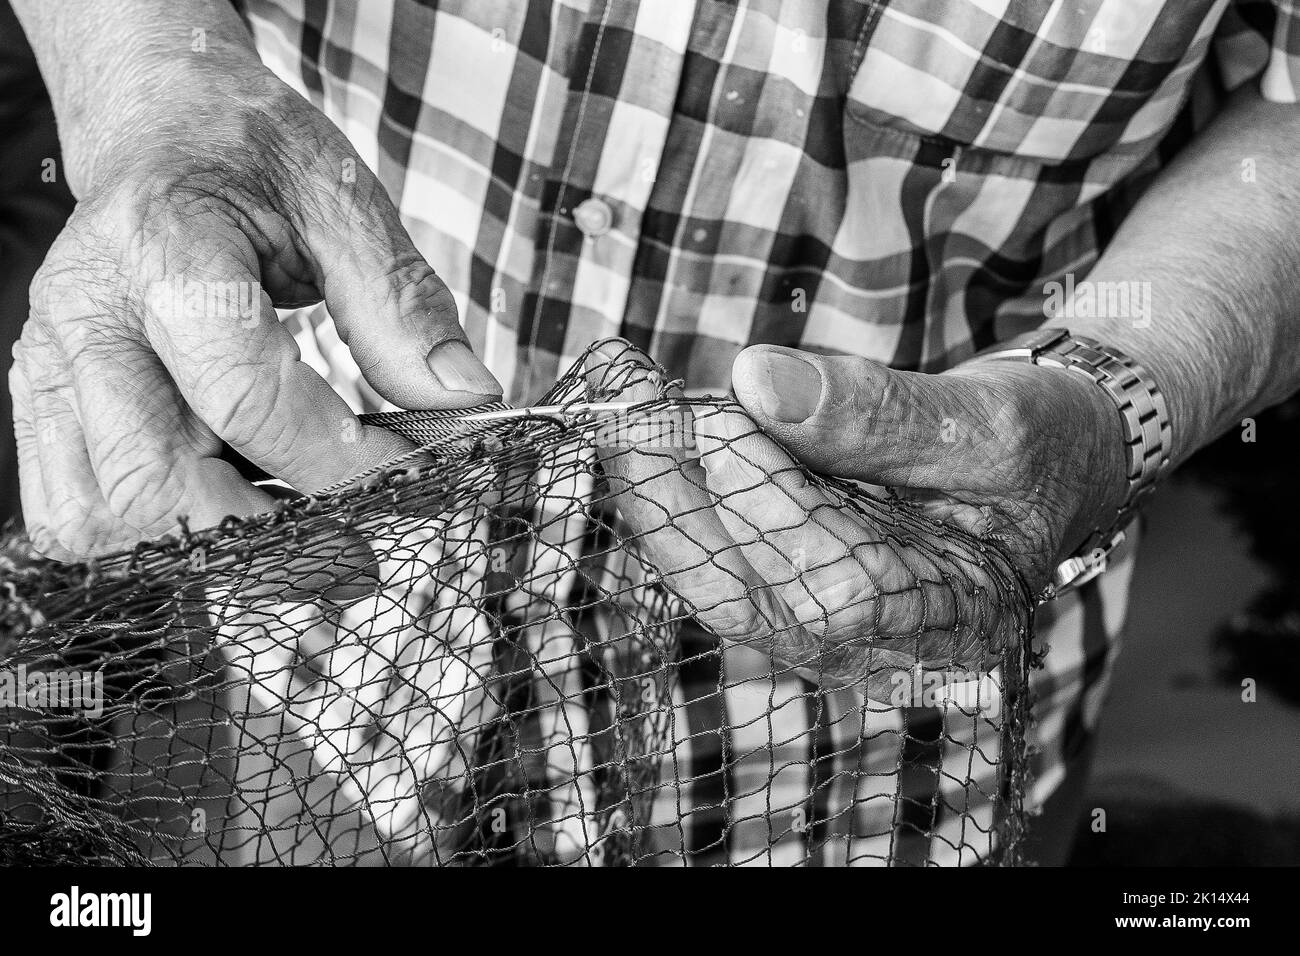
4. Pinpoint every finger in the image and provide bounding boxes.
[293,155,502,409]
[25,231,385,601]
[731,346,1004,489]
[30,239,304,549]
[16,323,152,555]
[57,327,383,601]
[693,406,956,643]
[10,347,75,561]
[695,410,1022,690]
[27,357,142,557]
[583,341,797,649]
[71,346,288,535]
[135,236,416,495]
[34,289,388,602]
